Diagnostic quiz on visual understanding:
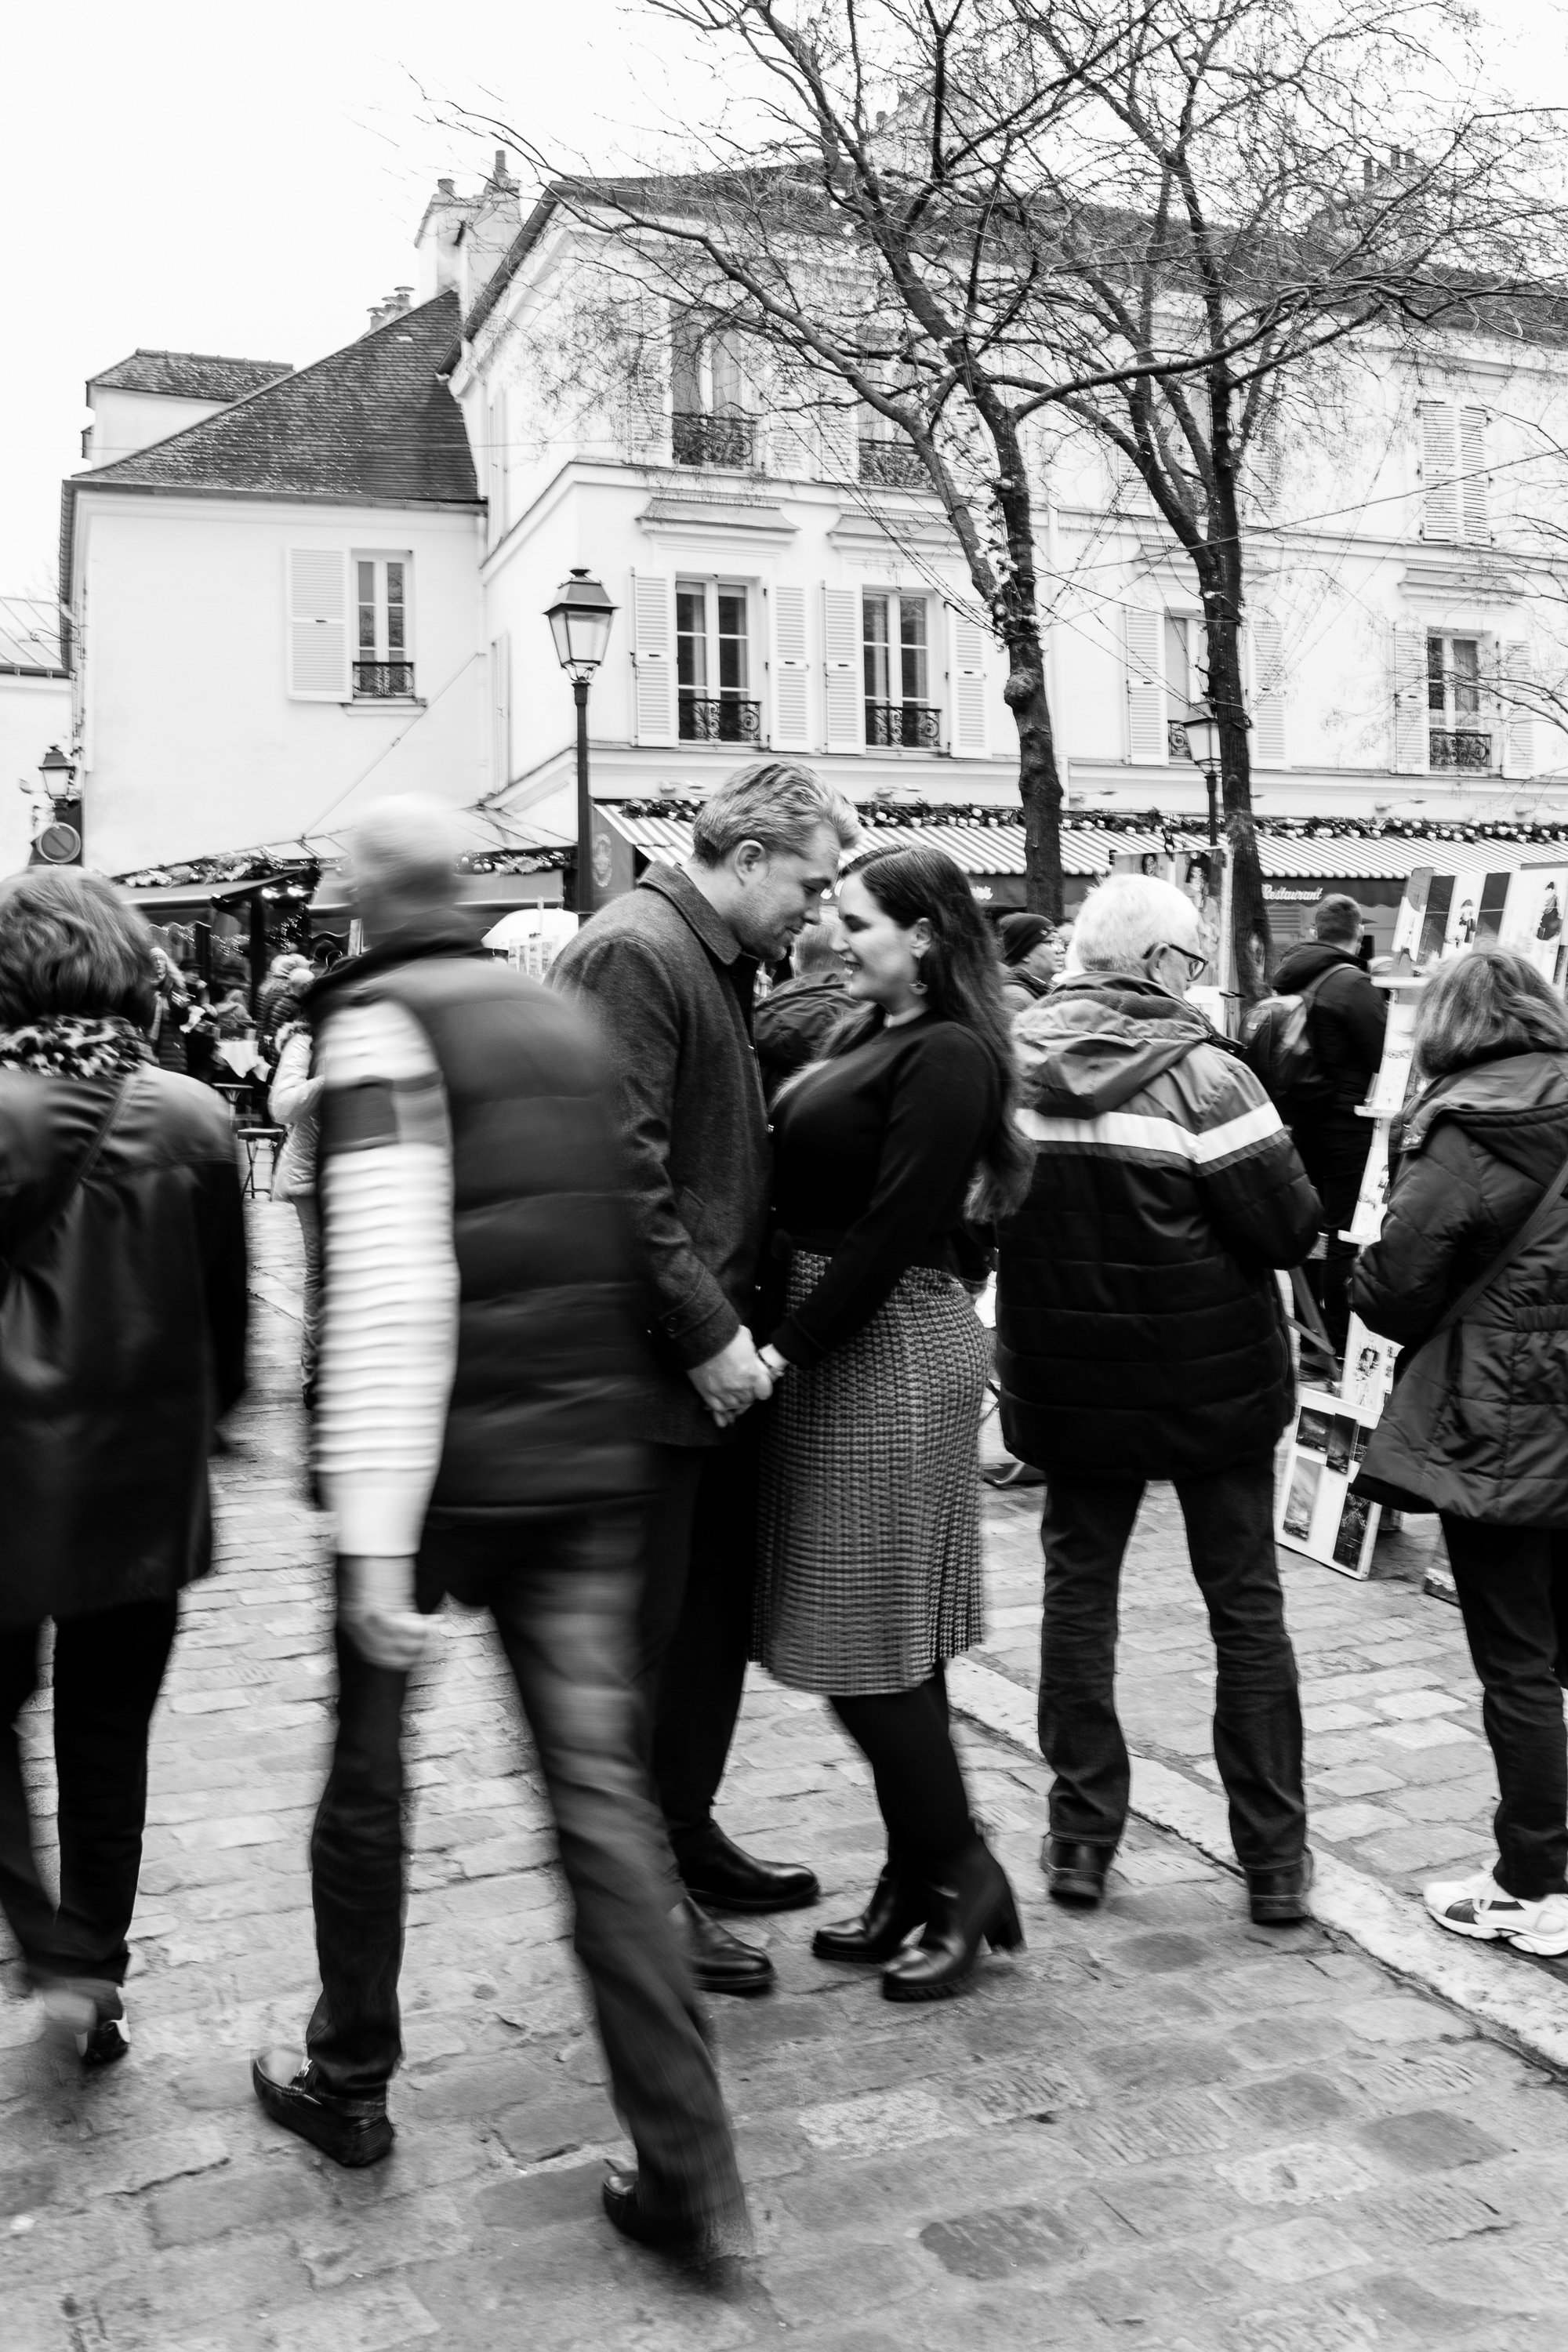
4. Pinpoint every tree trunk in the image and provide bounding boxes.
[1194,539,1271,1007]
[989,422,1065,921]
